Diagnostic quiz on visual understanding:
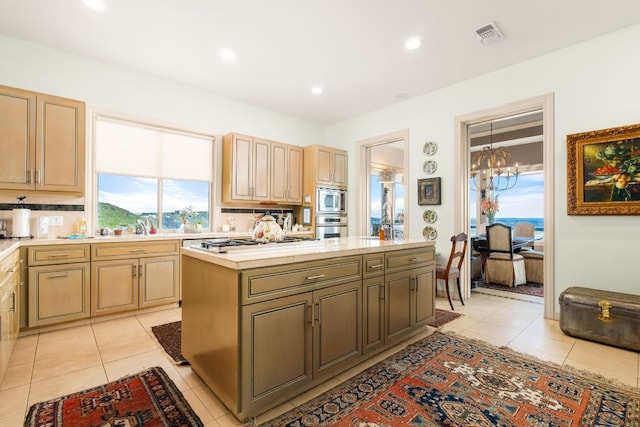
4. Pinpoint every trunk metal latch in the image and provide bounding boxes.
[598,300,613,322]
